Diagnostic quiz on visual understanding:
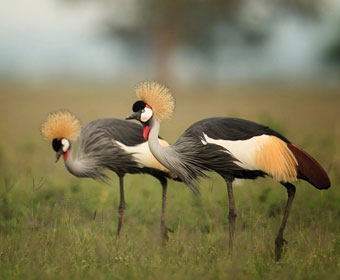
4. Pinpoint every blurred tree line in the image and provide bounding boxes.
[63,0,339,83]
